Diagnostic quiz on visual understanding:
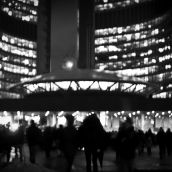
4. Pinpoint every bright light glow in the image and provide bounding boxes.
[114,113,117,117]
[0,41,36,58]
[99,82,114,90]
[100,111,106,126]
[103,0,108,3]
[58,116,66,126]
[153,92,171,99]
[78,81,93,90]
[75,113,85,122]
[89,81,100,90]
[17,111,23,119]
[32,116,40,124]
[10,123,19,132]
[72,111,79,116]
[25,115,30,121]
[2,1,38,22]
[52,115,56,126]
[23,59,30,65]
[64,61,74,70]
[152,59,156,63]
[151,119,154,125]
[23,80,149,96]
[2,61,36,76]
[70,81,77,91]
[3,111,8,116]
[58,111,64,117]
[45,111,50,117]
[109,55,118,60]
[57,81,71,90]
[95,0,154,11]
[0,116,11,125]
[113,68,151,76]
[155,113,159,117]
